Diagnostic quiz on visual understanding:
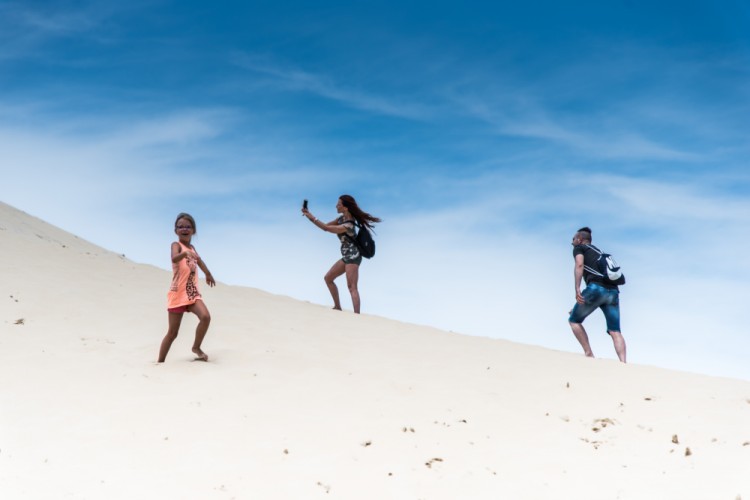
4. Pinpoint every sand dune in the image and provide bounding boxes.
[1,201,749,499]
